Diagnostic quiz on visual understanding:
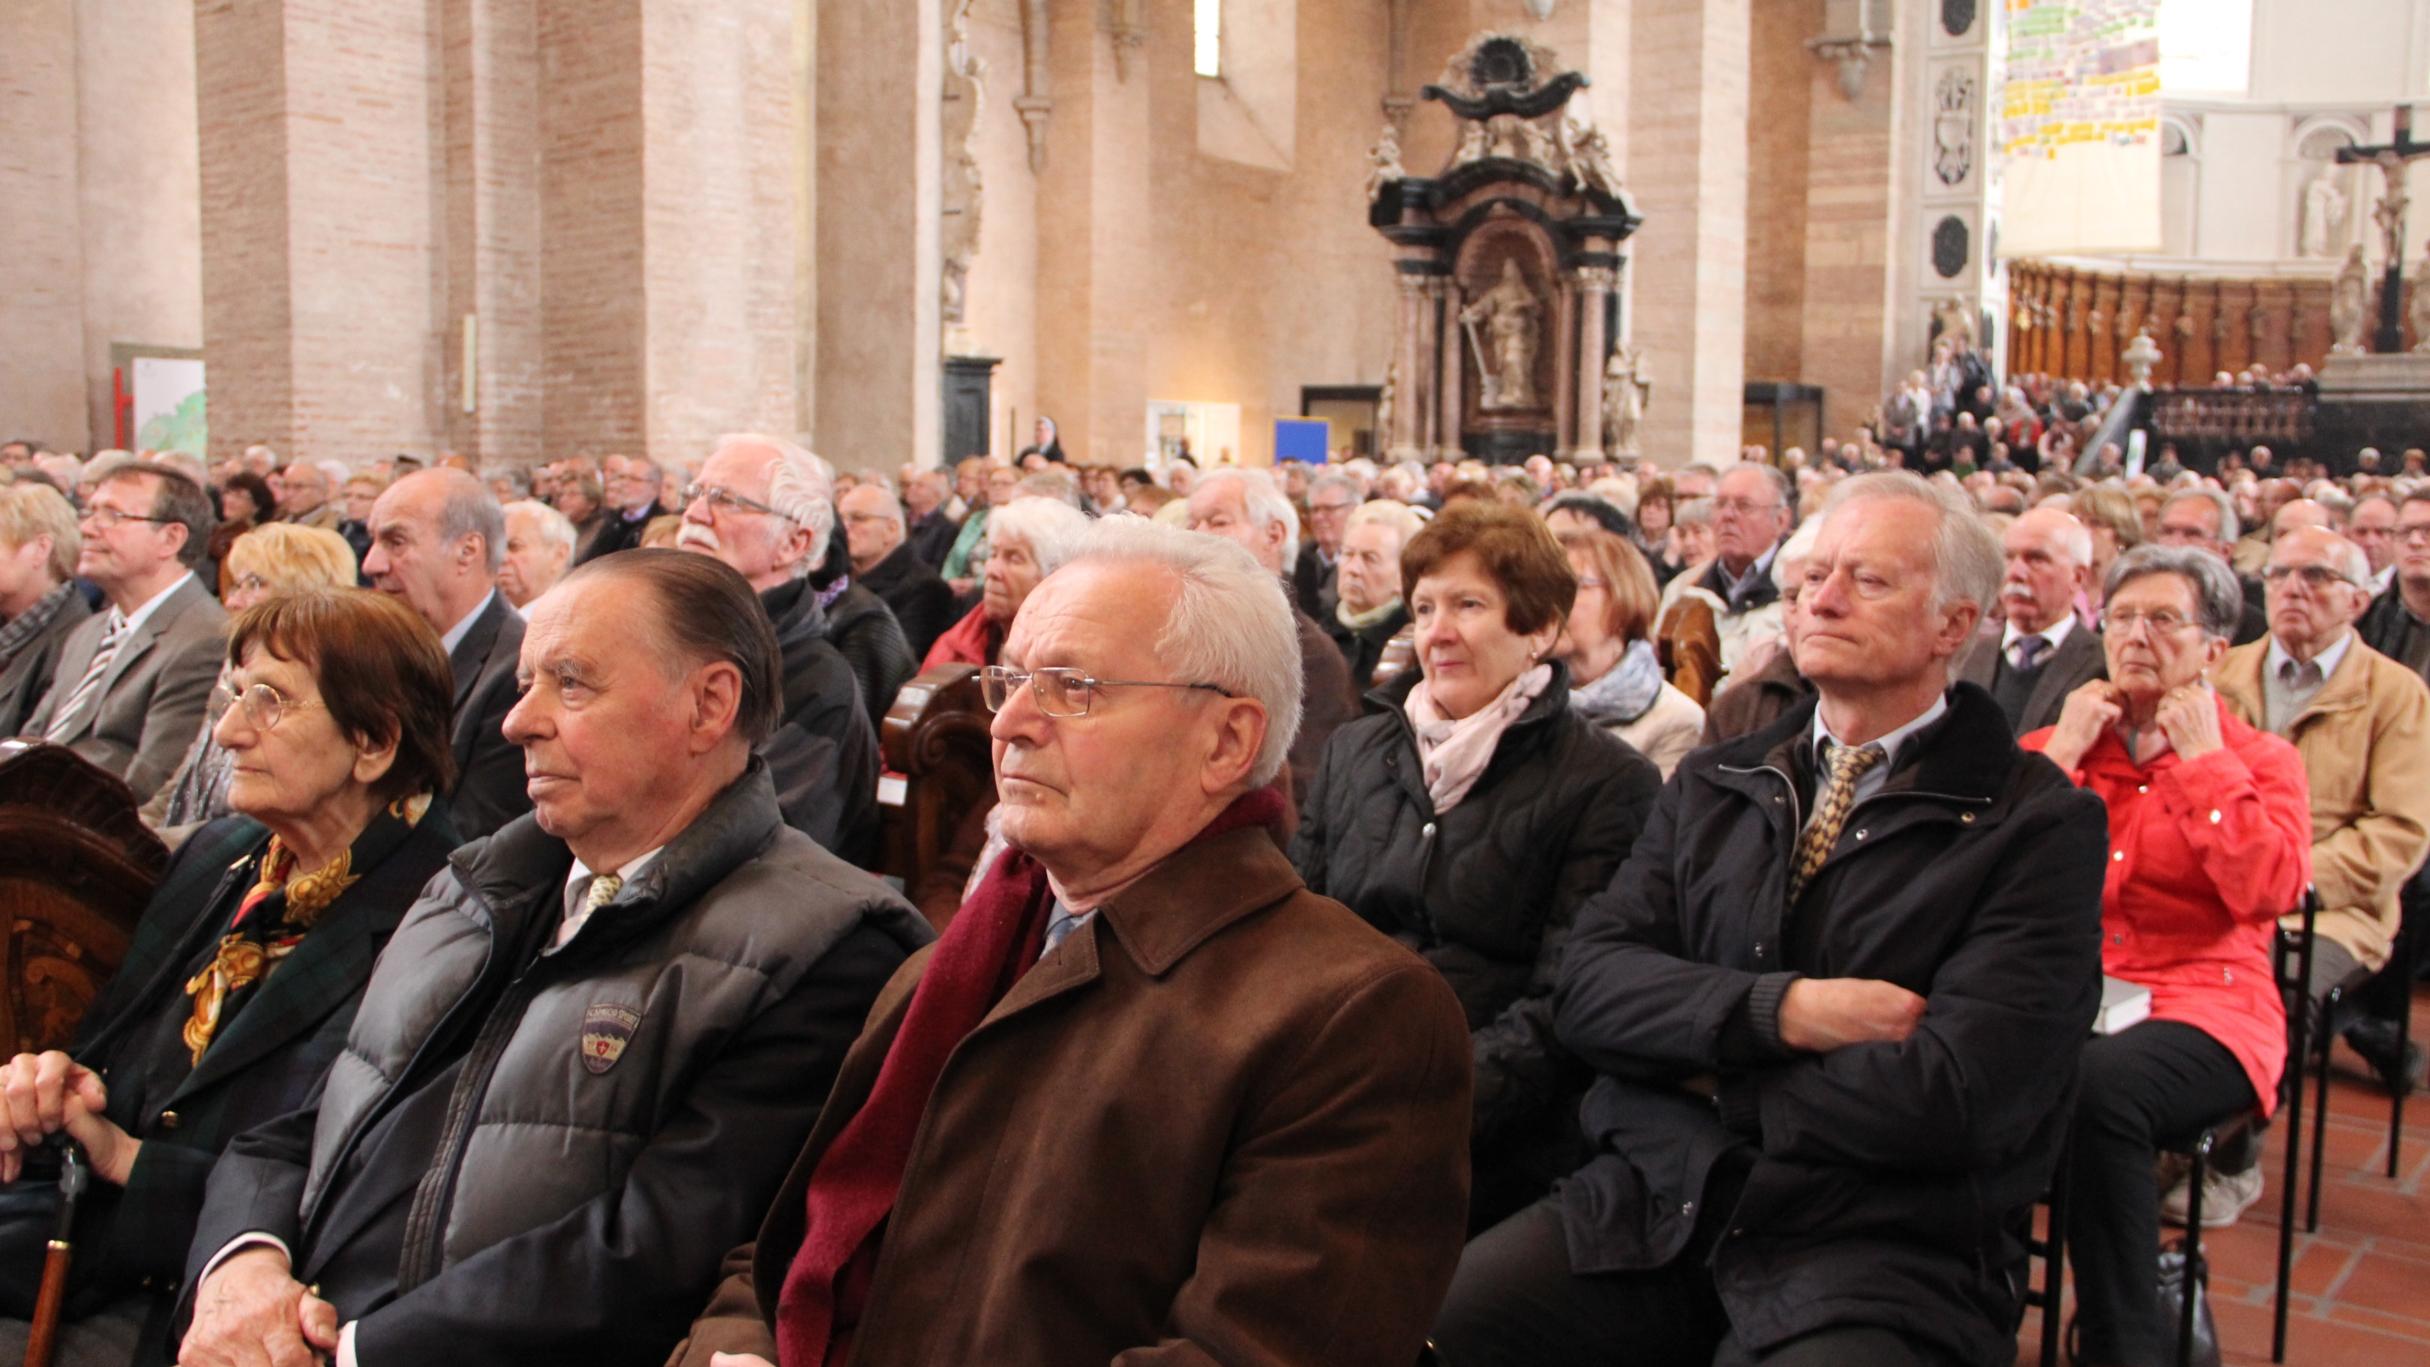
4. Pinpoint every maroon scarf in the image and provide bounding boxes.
[775,786,1287,1366]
